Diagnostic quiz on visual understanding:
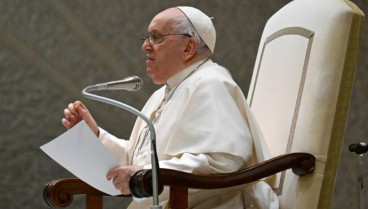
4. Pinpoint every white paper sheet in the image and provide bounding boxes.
[40,120,121,195]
